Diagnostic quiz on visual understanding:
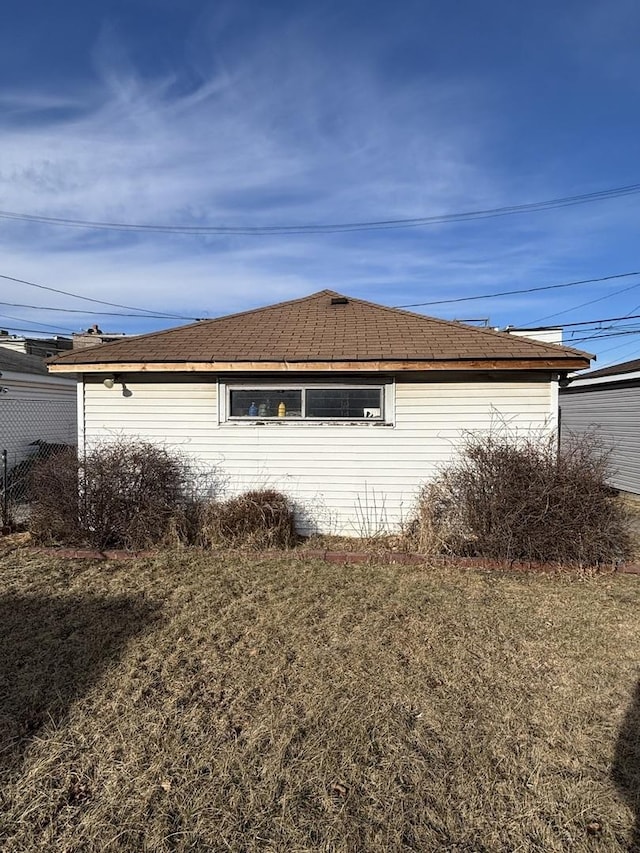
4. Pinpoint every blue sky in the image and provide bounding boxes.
[1,0,639,366]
